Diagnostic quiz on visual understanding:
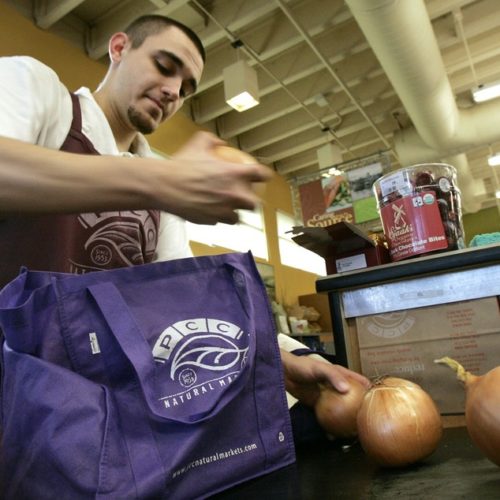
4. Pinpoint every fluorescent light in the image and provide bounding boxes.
[488,153,500,167]
[472,82,500,103]
[496,190,500,199]
[225,92,259,112]
[223,60,260,112]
